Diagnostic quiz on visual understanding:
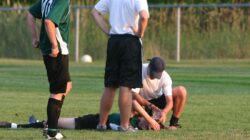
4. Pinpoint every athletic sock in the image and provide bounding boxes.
[169,115,179,126]
[0,122,11,128]
[11,123,18,128]
[47,98,64,137]
[18,121,45,128]
[58,95,65,120]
